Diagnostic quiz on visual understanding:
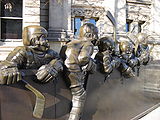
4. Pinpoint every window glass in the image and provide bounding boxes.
[74,18,82,36]
[1,19,22,39]
[0,0,23,39]
[1,0,22,17]
[126,22,130,32]
[89,18,96,25]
